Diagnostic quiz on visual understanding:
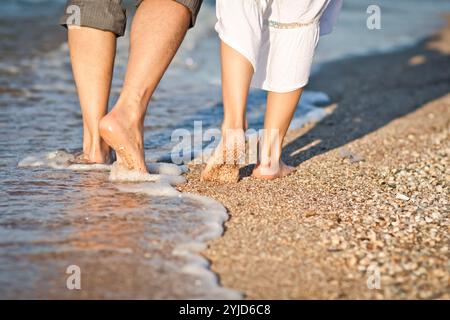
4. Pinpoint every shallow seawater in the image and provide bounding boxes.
[1,0,449,299]
[2,156,237,299]
[0,1,244,299]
